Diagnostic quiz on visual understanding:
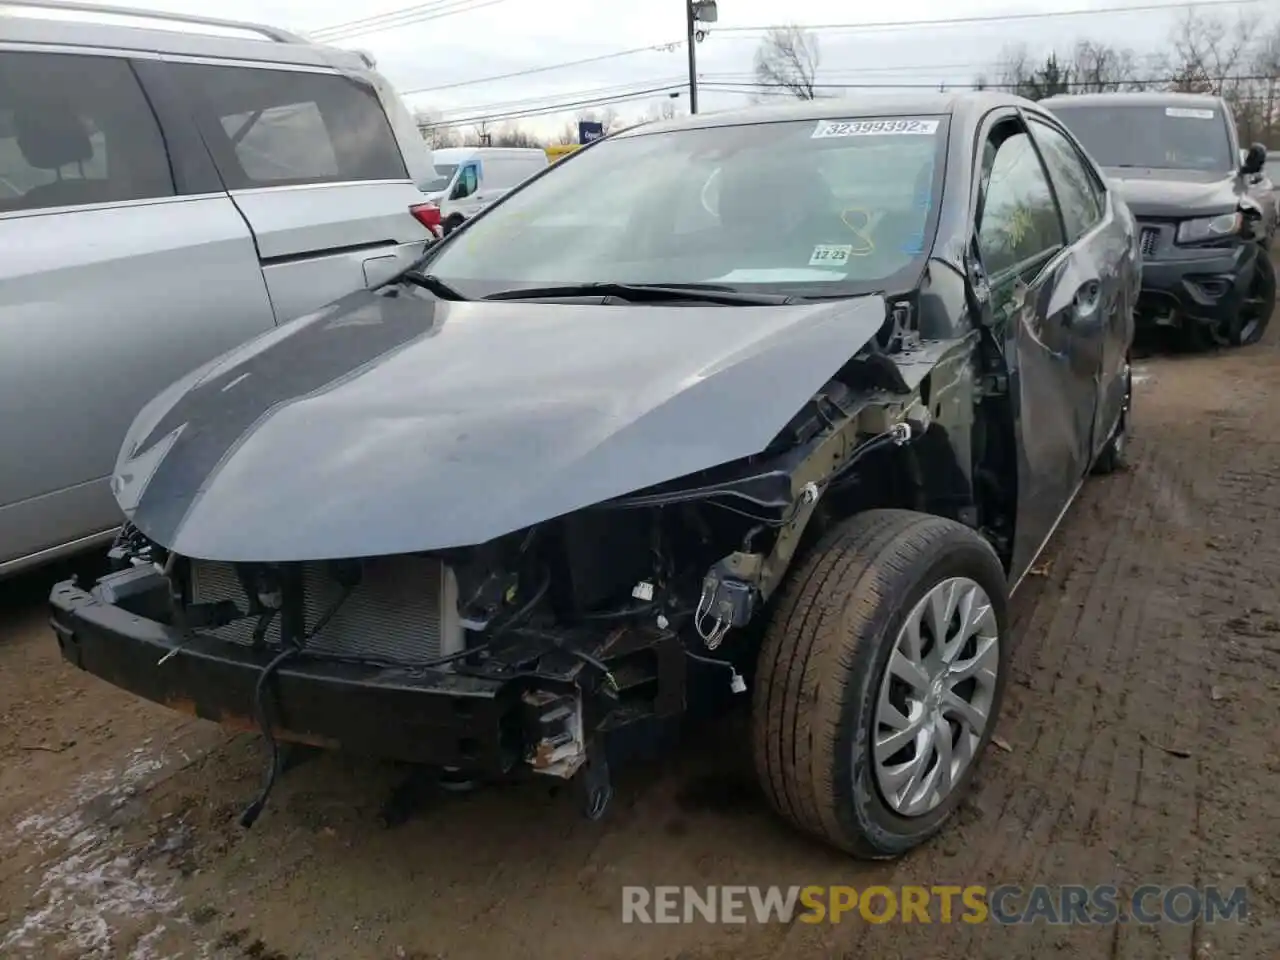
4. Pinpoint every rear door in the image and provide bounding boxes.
[974,114,1102,582]
[1027,113,1134,455]
[164,59,431,322]
[0,49,276,571]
